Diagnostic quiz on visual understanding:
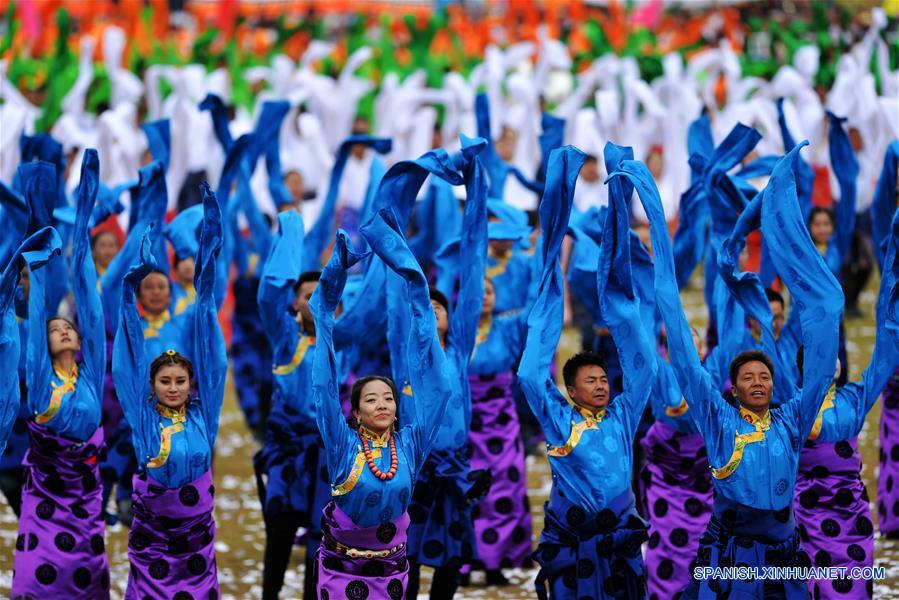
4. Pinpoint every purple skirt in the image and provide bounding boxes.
[879,368,899,537]
[125,469,219,600]
[639,422,712,600]
[795,438,873,598]
[317,501,410,600]
[467,371,533,570]
[12,422,110,598]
